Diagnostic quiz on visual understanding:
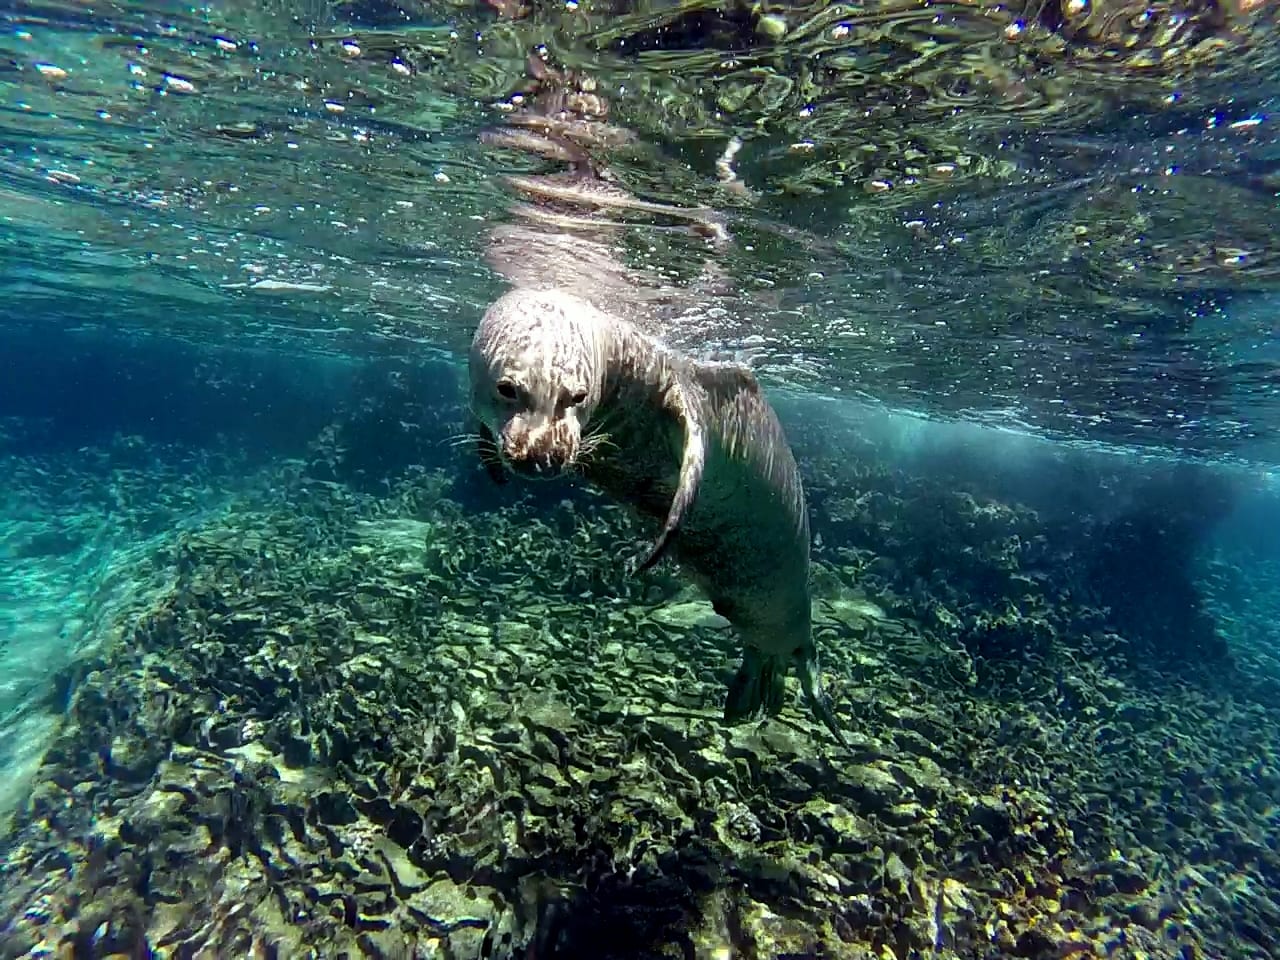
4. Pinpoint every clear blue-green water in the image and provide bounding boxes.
[2,2,1280,957]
